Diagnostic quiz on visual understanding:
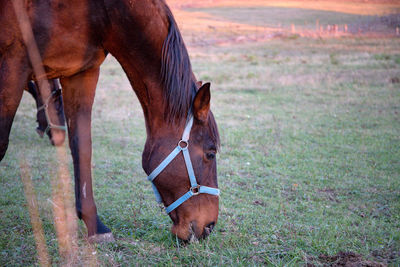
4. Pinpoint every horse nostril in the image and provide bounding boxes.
[206,222,215,230]
[203,221,215,237]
